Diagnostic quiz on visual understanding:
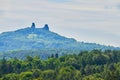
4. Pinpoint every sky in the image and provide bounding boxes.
[0,0,120,47]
